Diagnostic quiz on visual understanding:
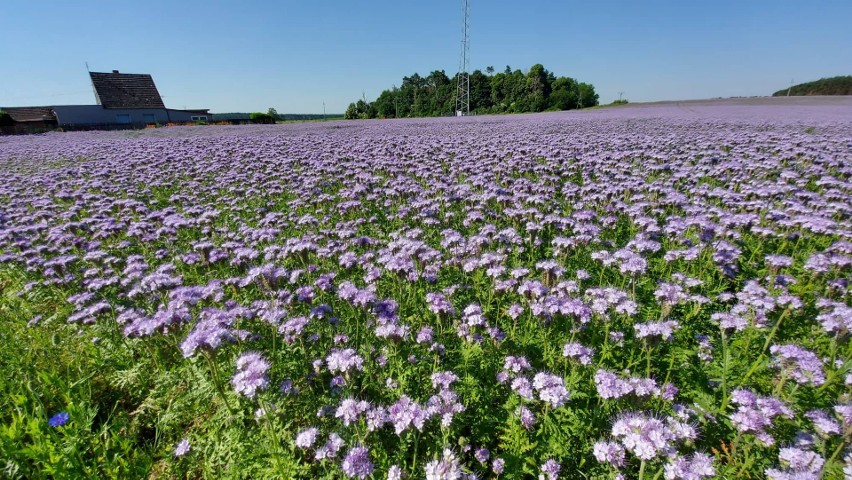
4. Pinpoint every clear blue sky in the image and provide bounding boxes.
[2,0,850,113]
